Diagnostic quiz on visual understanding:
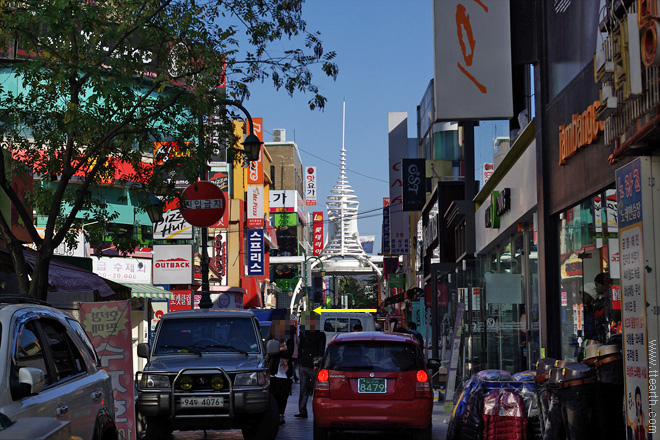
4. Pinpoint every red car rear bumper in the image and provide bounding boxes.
[312,397,433,429]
